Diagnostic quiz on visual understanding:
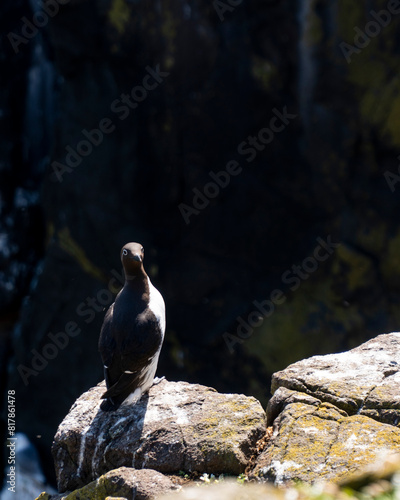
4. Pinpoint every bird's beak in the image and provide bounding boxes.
[131,254,142,262]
